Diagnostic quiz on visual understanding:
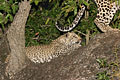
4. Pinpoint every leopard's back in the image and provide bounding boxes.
[26,45,55,63]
